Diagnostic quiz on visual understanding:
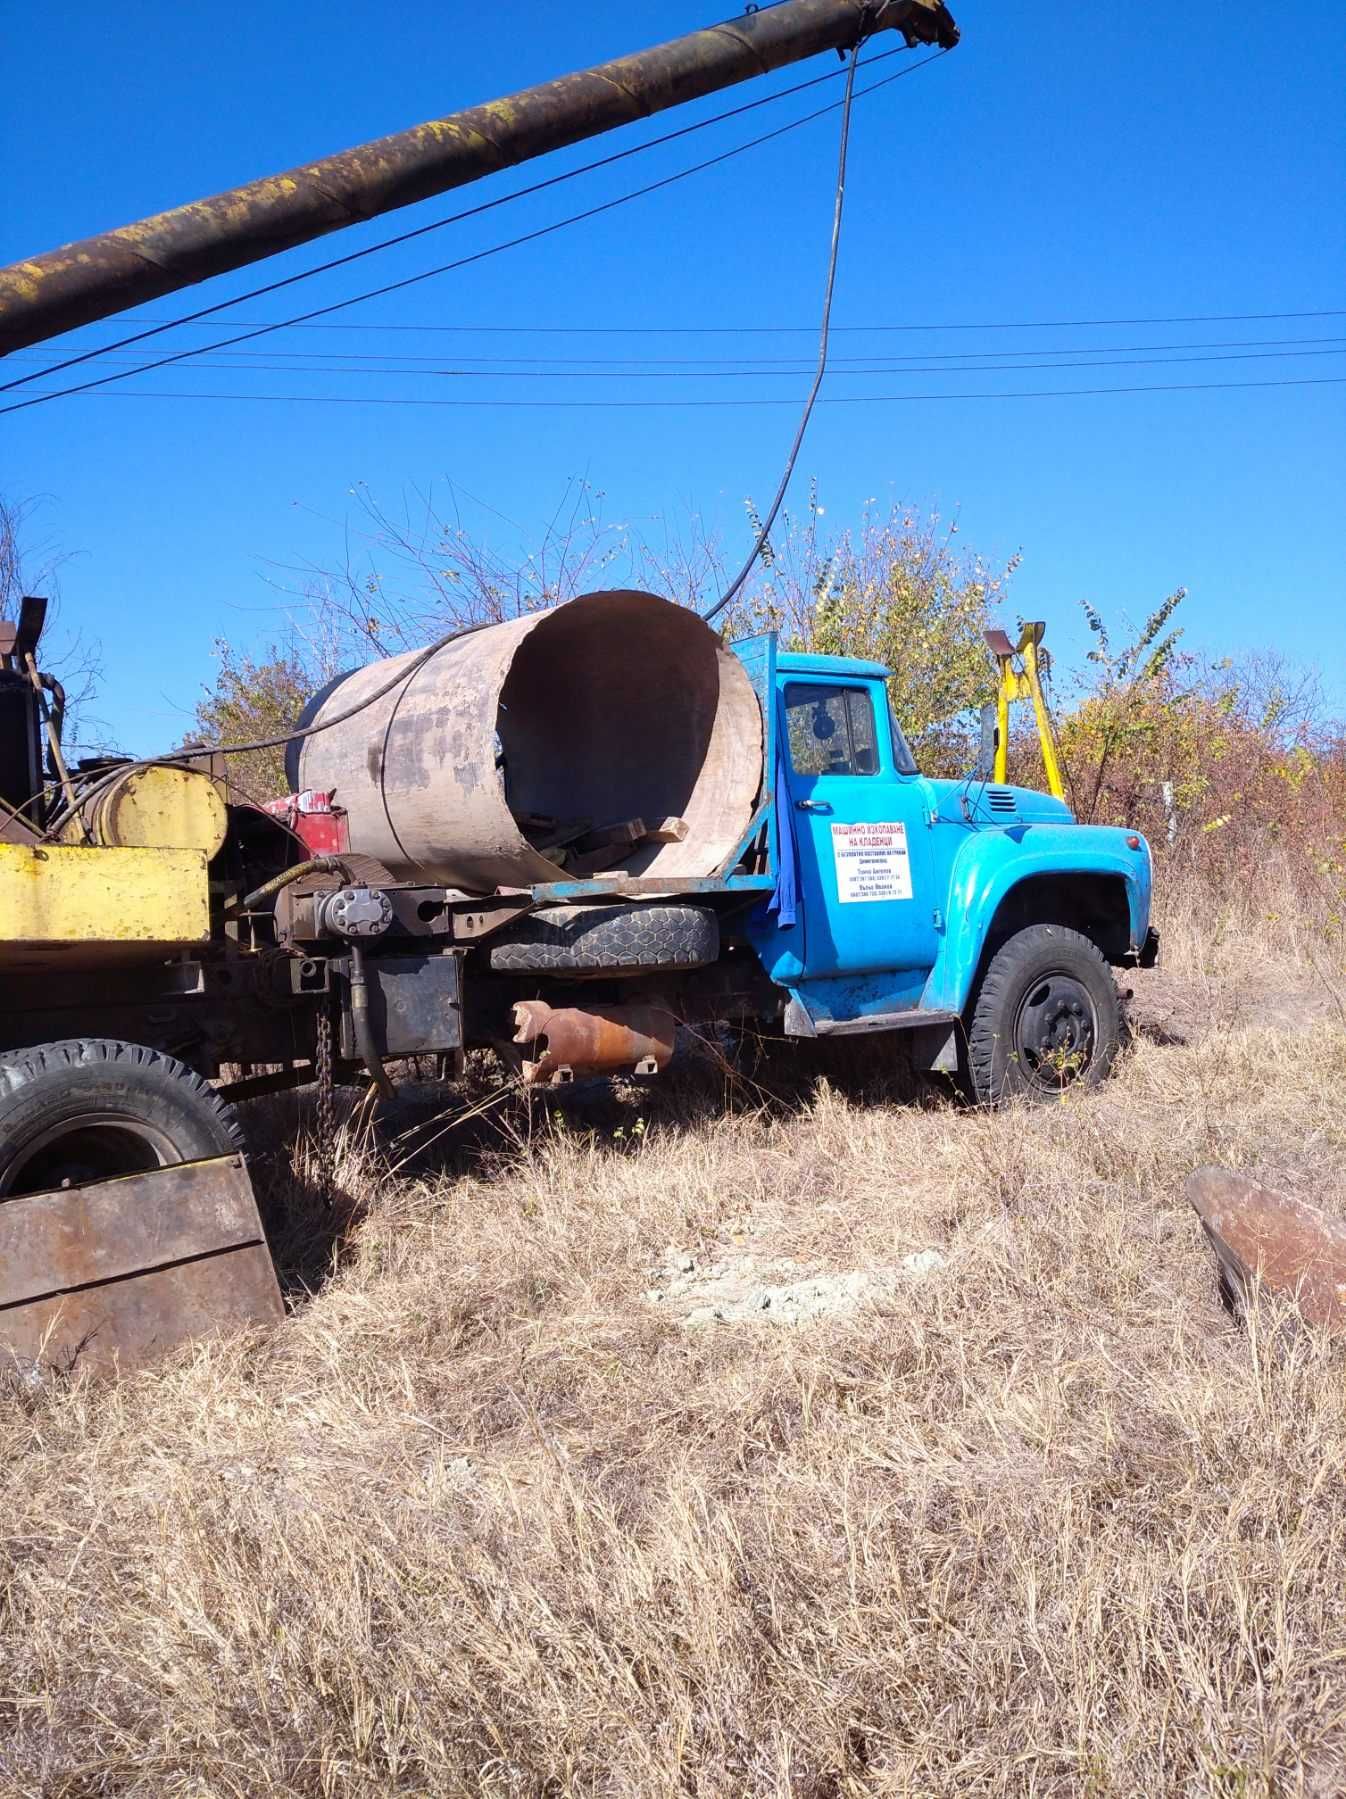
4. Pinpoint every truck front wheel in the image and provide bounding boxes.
[965,923,1122,1104]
